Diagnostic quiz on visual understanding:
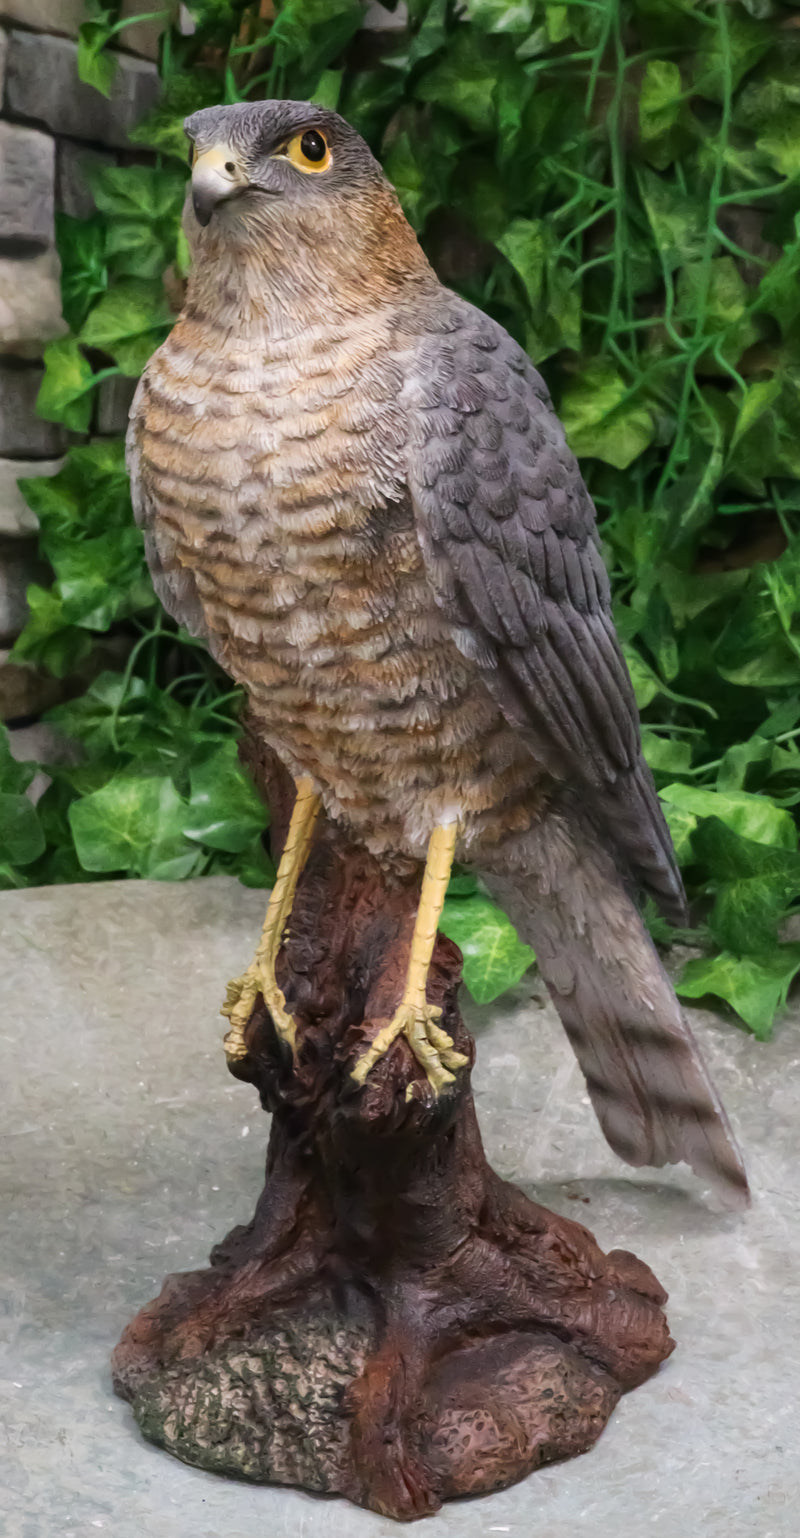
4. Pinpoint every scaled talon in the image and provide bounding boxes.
[352,822,469,1095]
[221,776,320,1063]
